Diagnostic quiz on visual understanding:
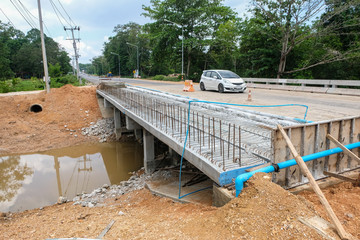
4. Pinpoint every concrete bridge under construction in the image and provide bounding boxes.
[92,79,360,194]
